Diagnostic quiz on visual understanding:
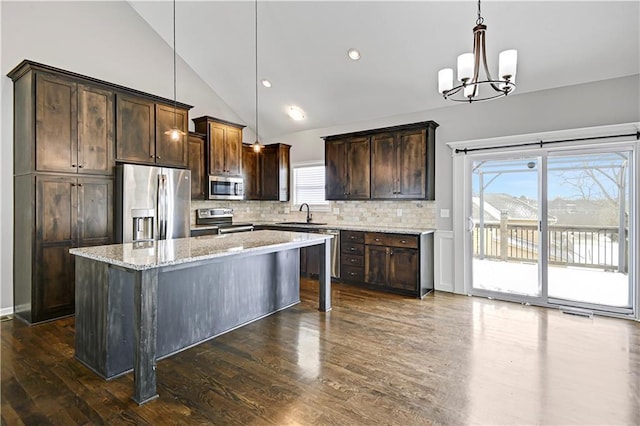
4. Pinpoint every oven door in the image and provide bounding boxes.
[208,176,244,200]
